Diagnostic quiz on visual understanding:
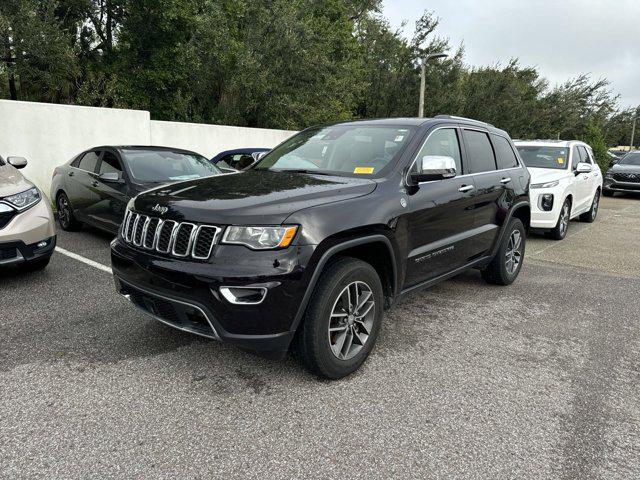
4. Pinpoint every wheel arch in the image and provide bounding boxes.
[290,235,398,335]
